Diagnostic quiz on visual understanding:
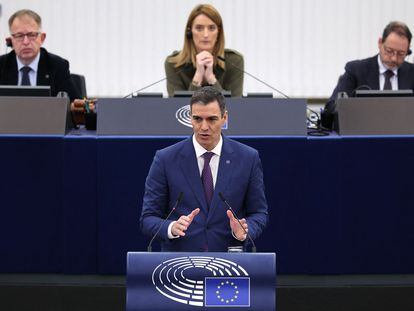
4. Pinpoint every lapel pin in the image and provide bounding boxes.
[45,74,49,79]
[226,160,230,164]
